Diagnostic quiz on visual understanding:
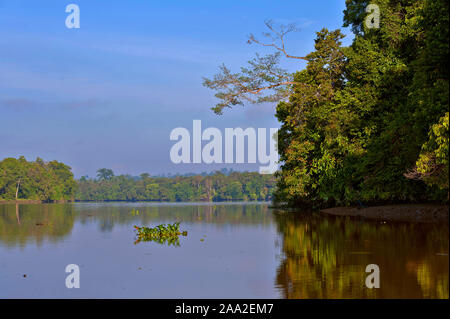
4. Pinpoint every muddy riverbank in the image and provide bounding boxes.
[321,204,449,223]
